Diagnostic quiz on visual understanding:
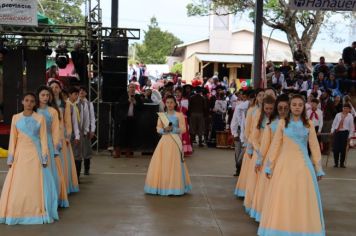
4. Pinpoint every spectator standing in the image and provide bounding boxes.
[320,89,335,154]
[114,83,142,158]
[331,103,354,168]
[188,86,207,146]
[342,41,356,66]
[293,41,308,71]
[210,87,227,145]
[175,87,193,157]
